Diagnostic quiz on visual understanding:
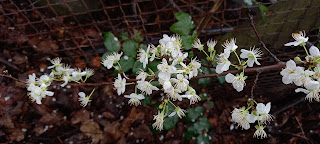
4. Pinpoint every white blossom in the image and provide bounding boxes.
[114,74,126,95]
[101,52,122,69]
[48,57,62,69]
[78,92,91,107]
[124,93,145,106]
[136,69,147,81]
[284,31,308,46]
[231,107,257,130]
[240,46,263,67]
[253,125,267,139]
[172,52,188,66]
[192,38,204,50]
[181,87,201,104]
[309,46,320,57]
[225,73,247,92]
[222,38,238,57]
[280,60,300,84]
[216,52,231,74]
[138,45,150,68]
[293,68,314,86]
[84,68,94,78]
[295,81,320,102]
[152,112,165,131]
[137,81,159,95]
[169,107,186,118]
[256,102,274,124]
[207,39,217,52]
[71,69,86,82]
[28,85,54,104]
